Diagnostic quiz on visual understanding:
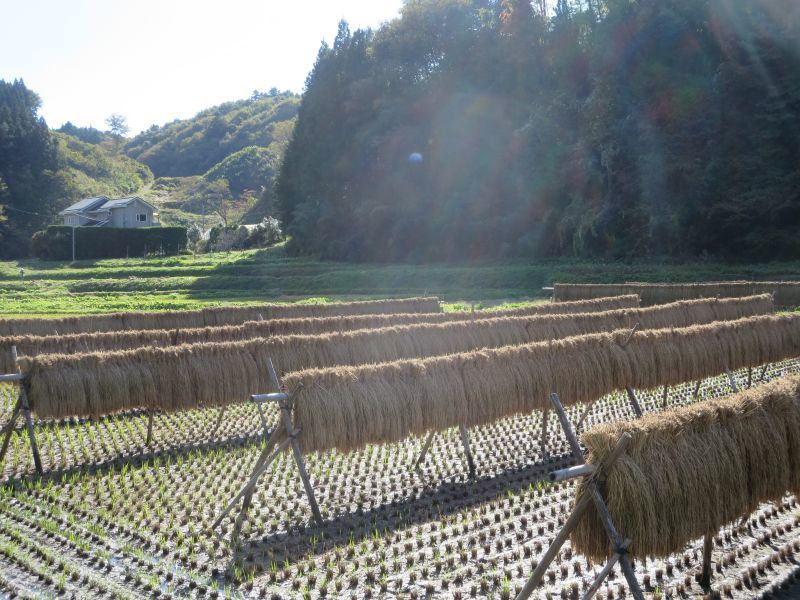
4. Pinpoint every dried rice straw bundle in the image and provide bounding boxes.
[572,374,800,561]
[1,294,770,373]
[18,308,794,423]
[554,281,800,307]
[286,314,800,454]
[0,297,442,337]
